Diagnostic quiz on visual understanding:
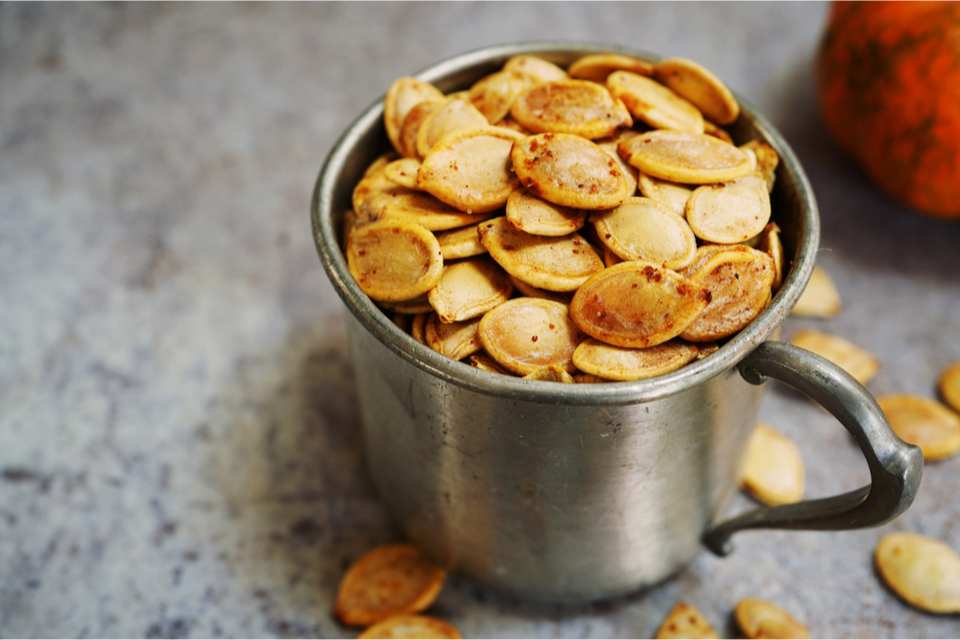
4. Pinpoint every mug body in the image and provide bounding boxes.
[314,42,819,604]
[349,313,765,602]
